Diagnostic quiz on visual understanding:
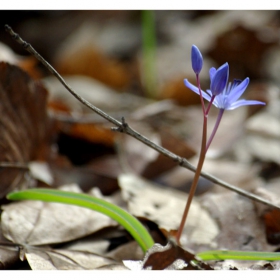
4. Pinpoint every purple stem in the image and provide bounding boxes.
[196,74,206,115]
[206,109,225,153]
[205,95,215,116]
[176,113,207,244]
